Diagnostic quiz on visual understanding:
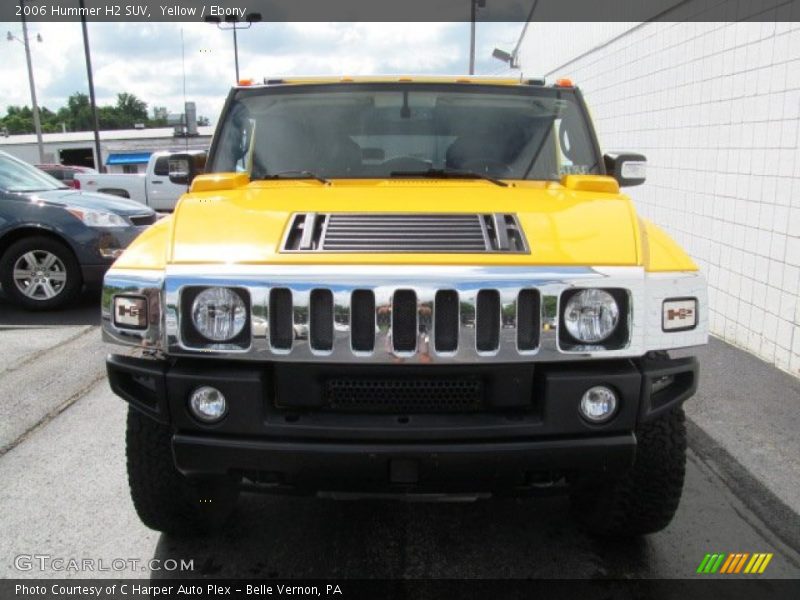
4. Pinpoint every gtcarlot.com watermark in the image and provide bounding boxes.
[14,554,194,573]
